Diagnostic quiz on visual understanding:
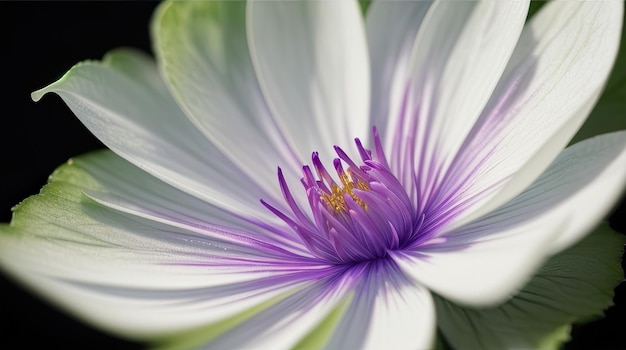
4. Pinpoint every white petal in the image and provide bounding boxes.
[0,246,307,339]
[384,1,528,201]
[366,0,432,136]
[392,213,566,306]
[405,132,626,307]
[102,48,172,96]
[152,1,303,185]
[324,262,436,350]
[0,153,322,338]
[484,131,626,254]
[75,151,308,257]
[442,1,624,226]
[247,0,370,162]
[32,55,276,219]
